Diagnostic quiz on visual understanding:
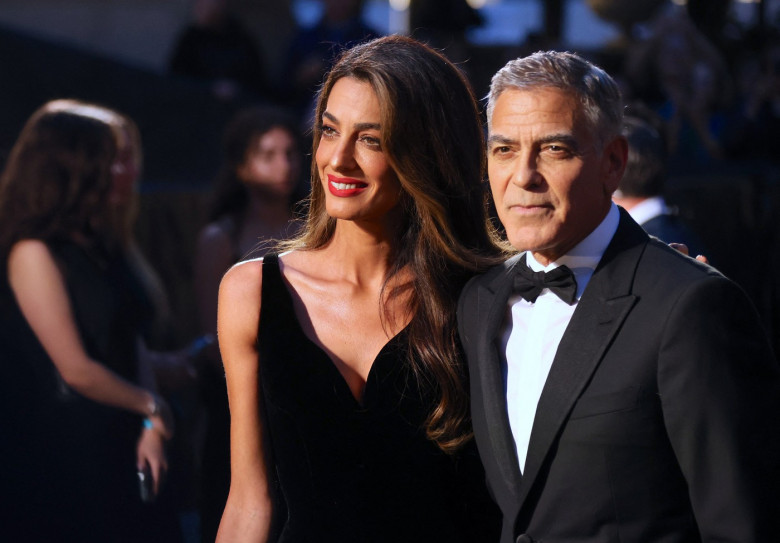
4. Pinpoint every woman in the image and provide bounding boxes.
[217,35,505,542]
[194,105,305,542]
[195,105,304,347]
[0,100,174,542]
